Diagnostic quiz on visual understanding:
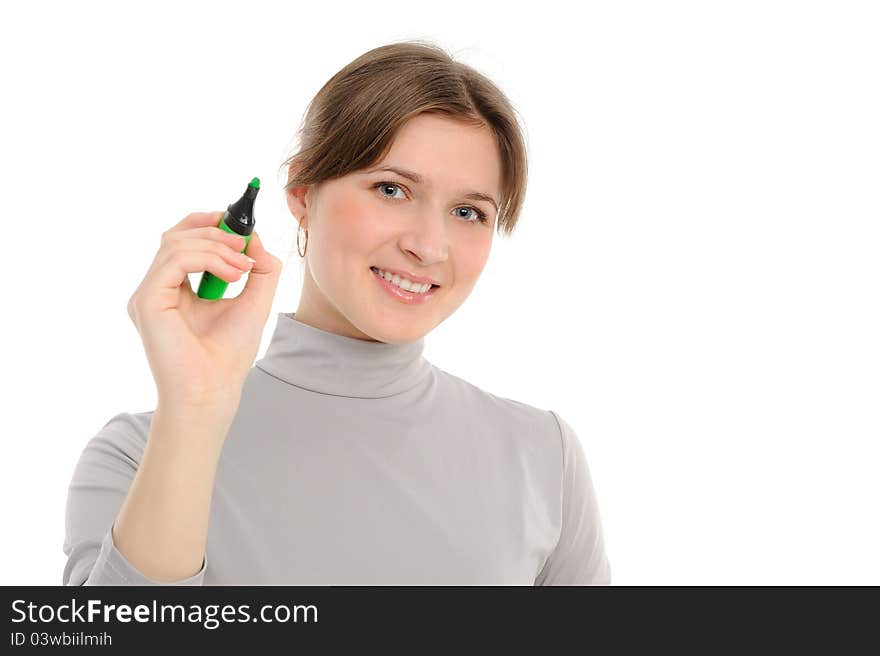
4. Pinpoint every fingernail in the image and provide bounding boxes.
[246,256,256,264]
